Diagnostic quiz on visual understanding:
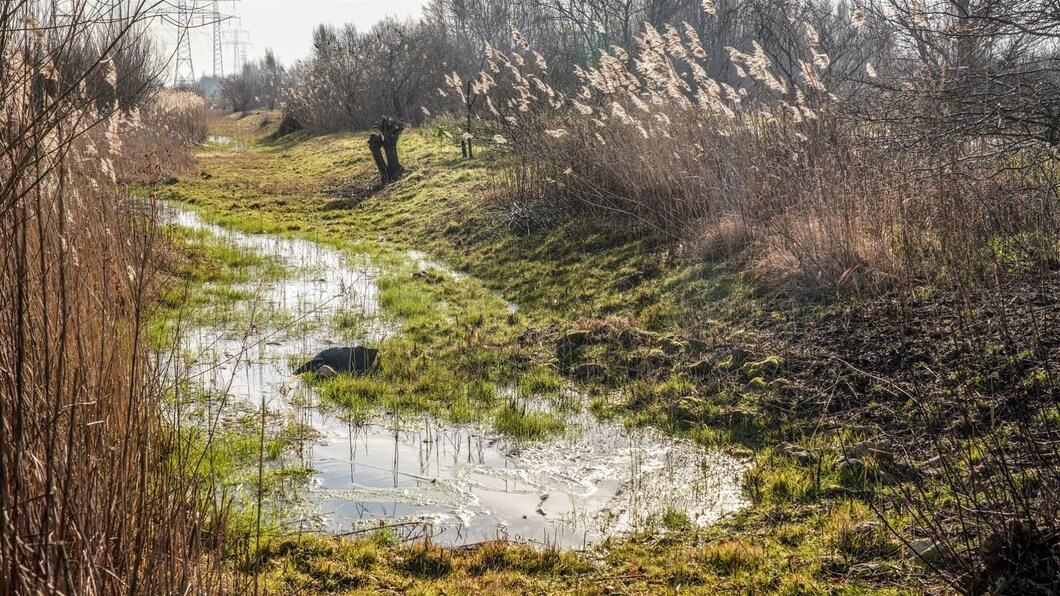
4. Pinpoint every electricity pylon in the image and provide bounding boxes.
[212,1,224,77]
[173,0,196,87]
[211,1,239,78]
[223,26,252,74]
[172,0,235,86]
